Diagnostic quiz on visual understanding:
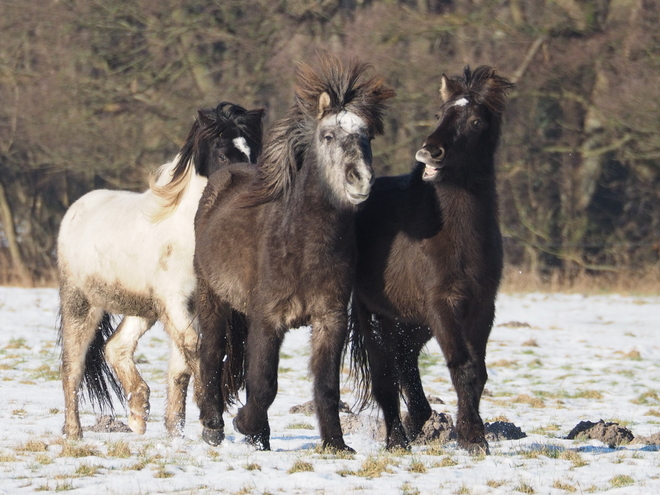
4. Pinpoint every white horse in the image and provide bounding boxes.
[57,102,264,439]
